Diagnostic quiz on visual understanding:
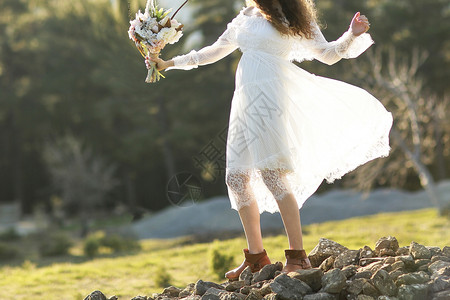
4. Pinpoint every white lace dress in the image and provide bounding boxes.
[166,6,393,214]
